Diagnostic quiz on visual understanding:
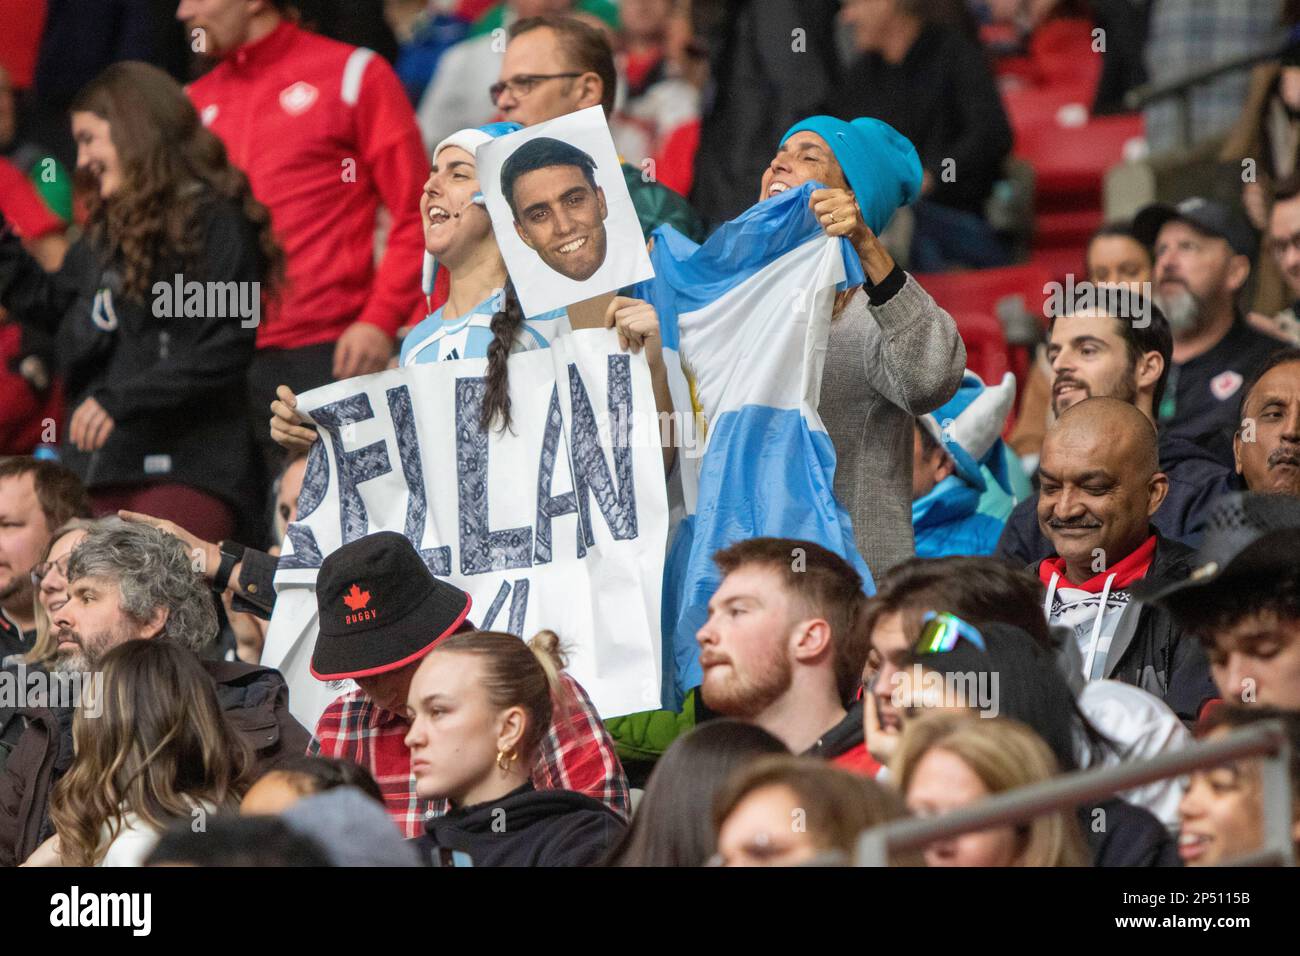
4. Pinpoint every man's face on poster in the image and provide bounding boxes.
[511,163,609,281]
